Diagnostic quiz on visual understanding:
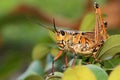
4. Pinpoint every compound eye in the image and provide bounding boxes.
[104,21,107,28]
[60,30,65,36]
